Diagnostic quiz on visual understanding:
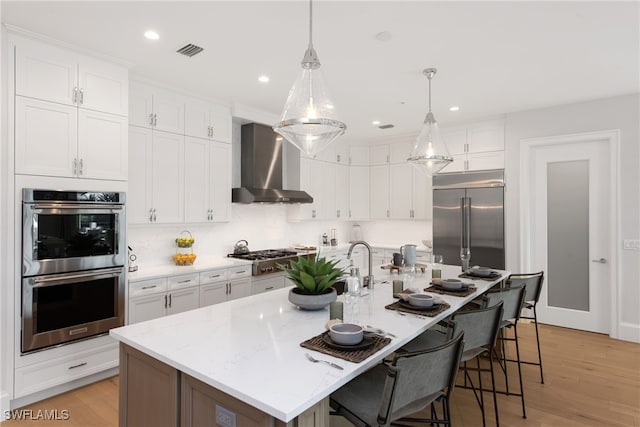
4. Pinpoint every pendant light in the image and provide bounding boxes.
[273,0,346,157]
[407,68,453,175]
